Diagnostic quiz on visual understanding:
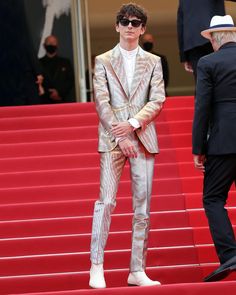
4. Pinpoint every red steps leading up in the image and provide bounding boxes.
[0,96,235,294]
